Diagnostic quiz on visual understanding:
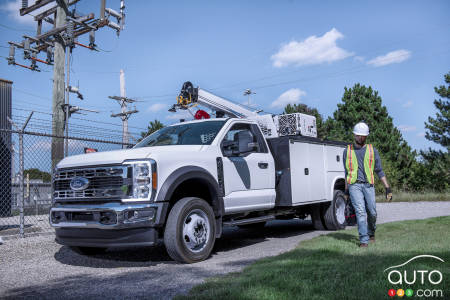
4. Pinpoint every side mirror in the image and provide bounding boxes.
[222,140,238,156]
[236,131,256,154]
